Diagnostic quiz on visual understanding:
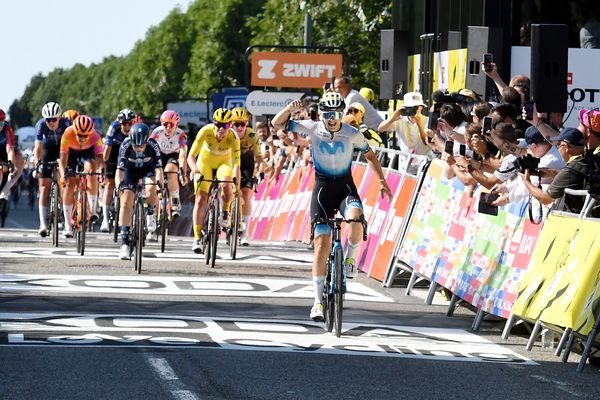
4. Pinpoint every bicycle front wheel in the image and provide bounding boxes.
[134,199,144,274]
[229,197,240,259]
[51,181,60,247]
[160,189,168,253]
[113,191,120,243]
[209,198,220,268]
[333,246,344,337]
[76,191,87,256]
[324,259,335,333]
